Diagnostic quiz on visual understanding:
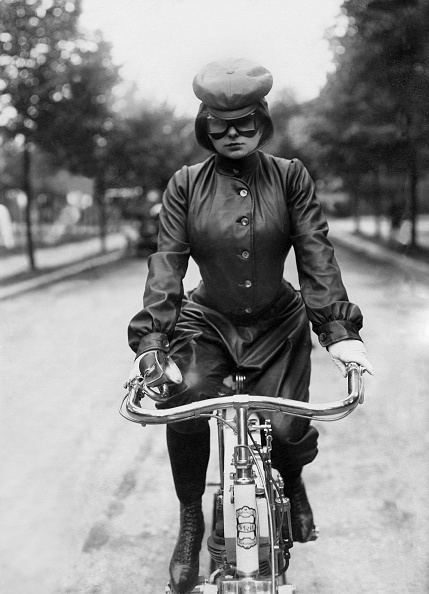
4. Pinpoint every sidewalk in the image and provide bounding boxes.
[328,216,429,279]
[1,218,428,301]
[0,233,128,300]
